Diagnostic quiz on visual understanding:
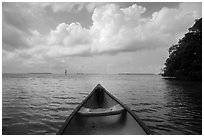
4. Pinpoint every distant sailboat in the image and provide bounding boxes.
[65,69,67,76]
